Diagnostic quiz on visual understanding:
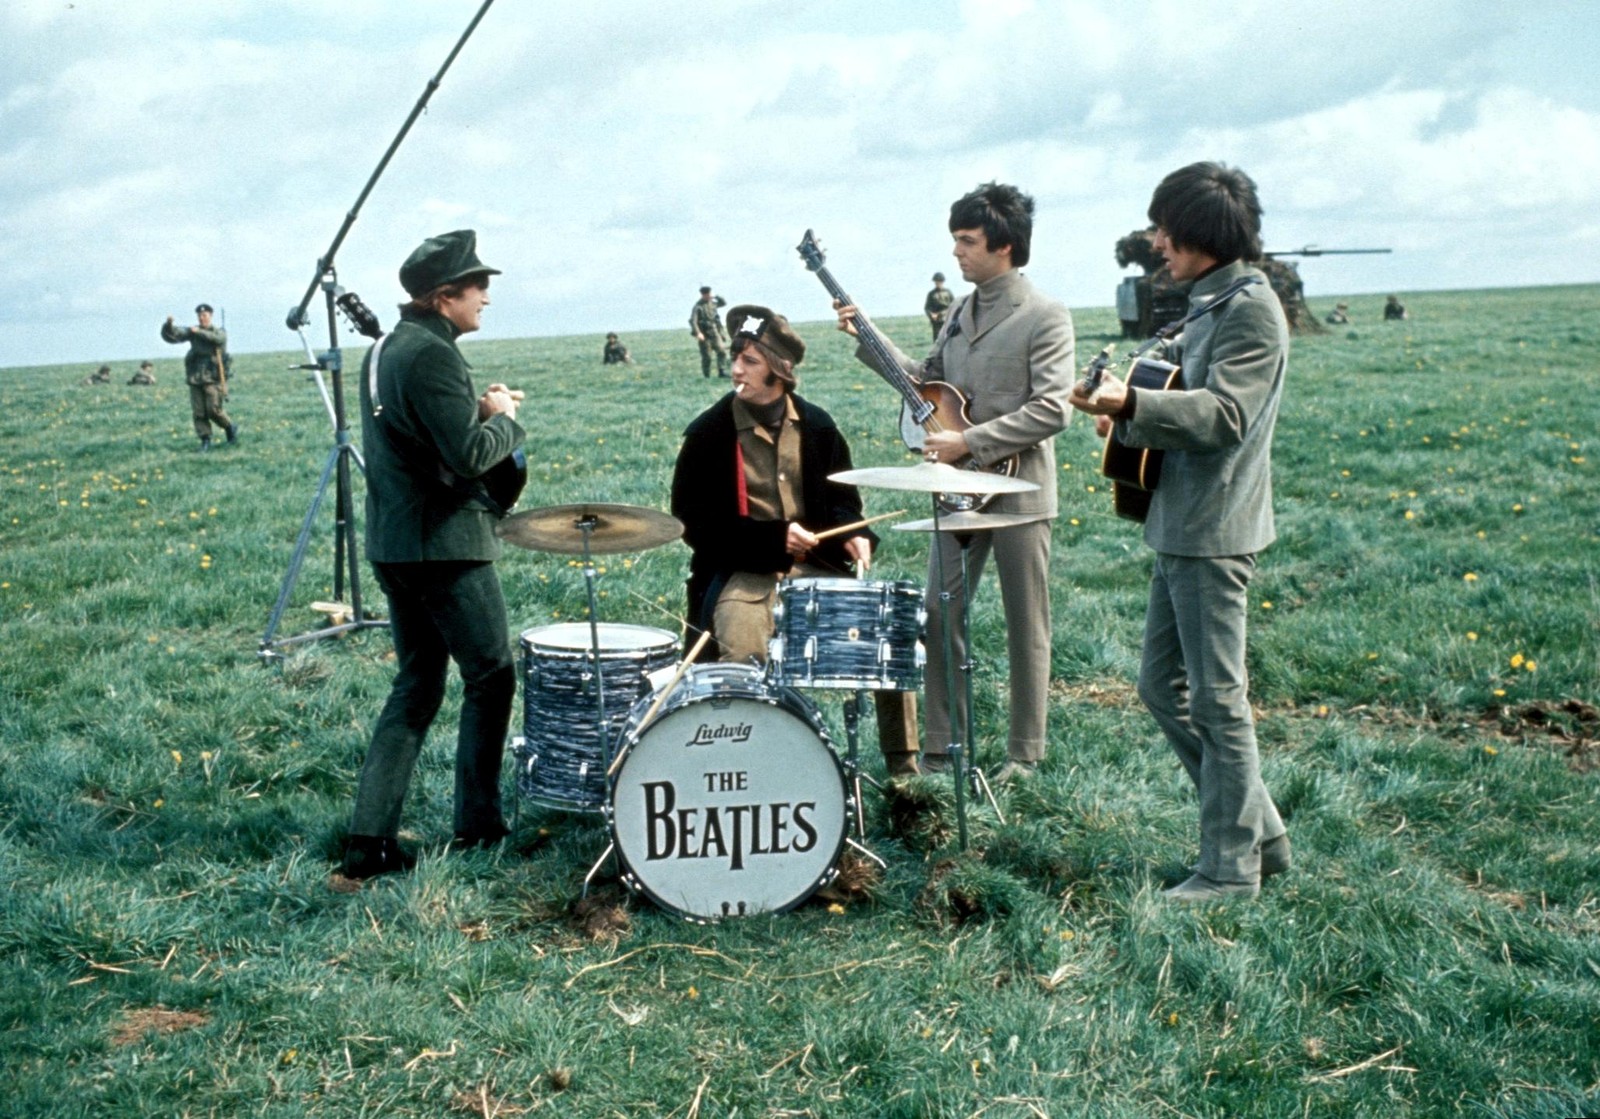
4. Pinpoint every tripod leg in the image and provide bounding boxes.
[260,445,340,650]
